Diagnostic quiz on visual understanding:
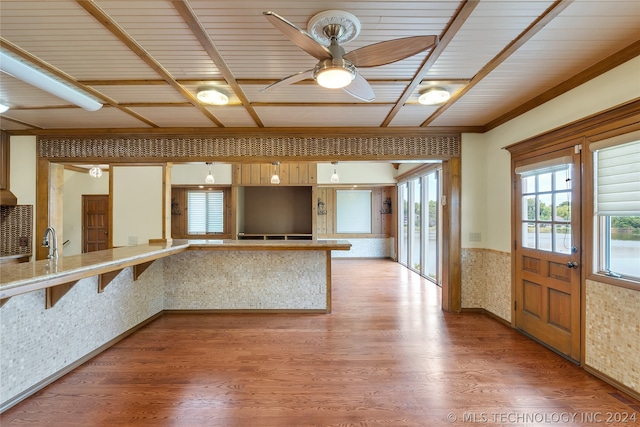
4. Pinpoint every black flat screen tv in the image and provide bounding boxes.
[243,186,312,235]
